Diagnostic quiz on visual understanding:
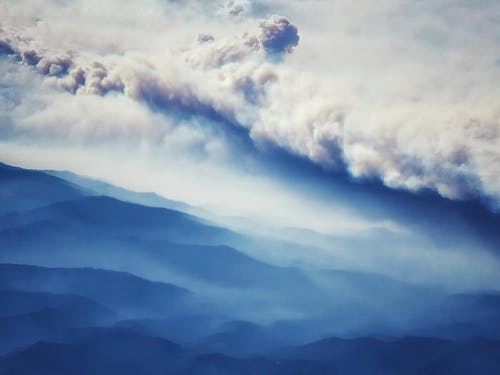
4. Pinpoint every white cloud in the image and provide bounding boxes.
[1,0,500,209]
[245,0,500,202]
